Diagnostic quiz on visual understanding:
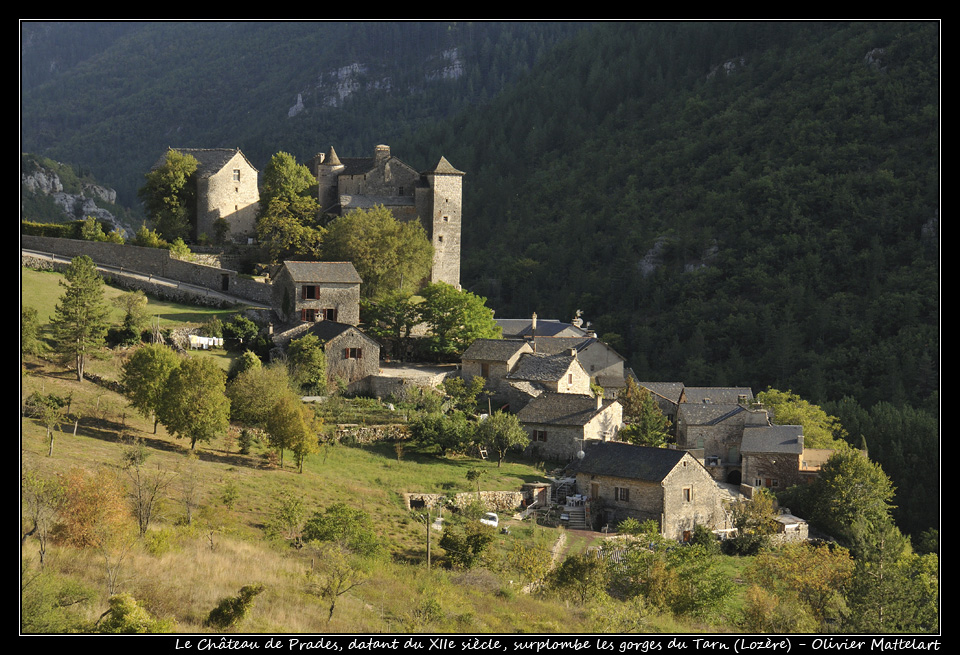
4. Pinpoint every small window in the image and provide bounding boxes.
[683,487,692,502]
[233,169,240,182]
[344,348,363,360]
[398,186,404,195]
[302,285,319,300]
[323,308,338,322]
[567,373,573,385]
[442,215,450,222]
[615,487,630,502]
[532,430,547,442]
[480,363,490,378]
[438,235,443,244]
[300,308,316,322]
